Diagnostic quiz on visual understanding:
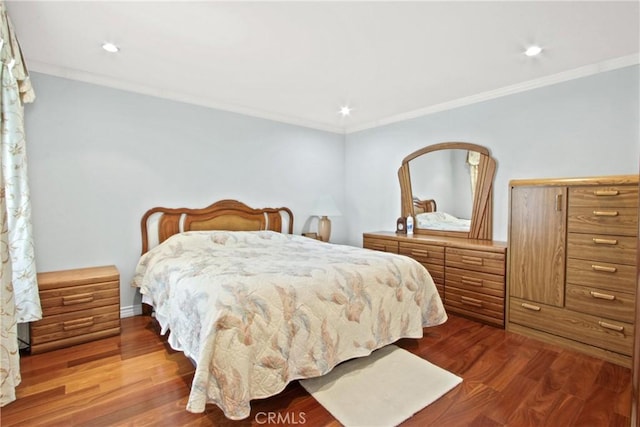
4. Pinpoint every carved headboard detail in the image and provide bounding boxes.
[140,199,294,254]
